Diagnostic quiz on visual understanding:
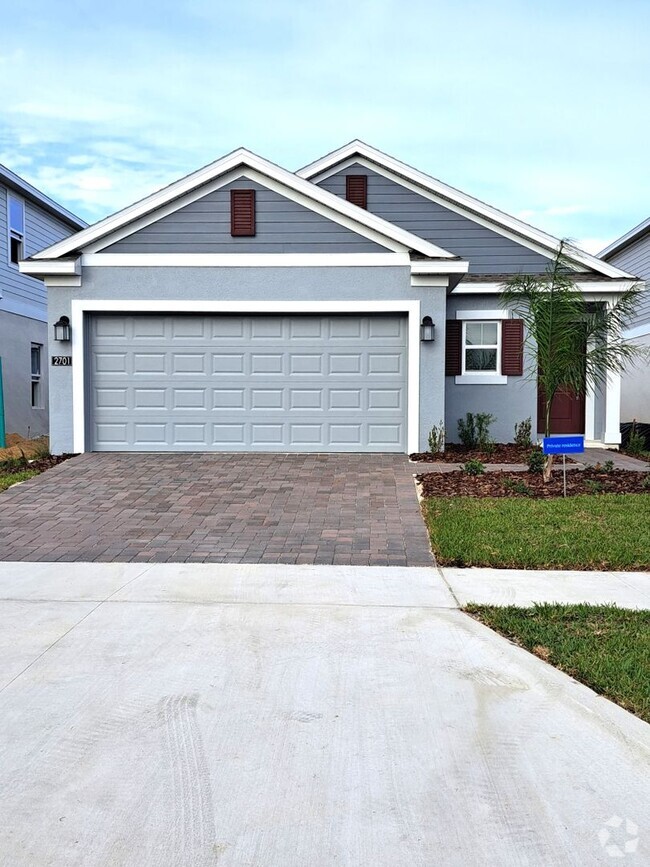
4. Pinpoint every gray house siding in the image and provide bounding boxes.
[605,234,650,327]
[318,164,552,275]
[46,265,446,455]
[101,178,385,255]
